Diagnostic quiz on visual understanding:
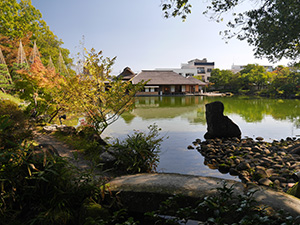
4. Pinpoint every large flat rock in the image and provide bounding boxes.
[108,173,300,216]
